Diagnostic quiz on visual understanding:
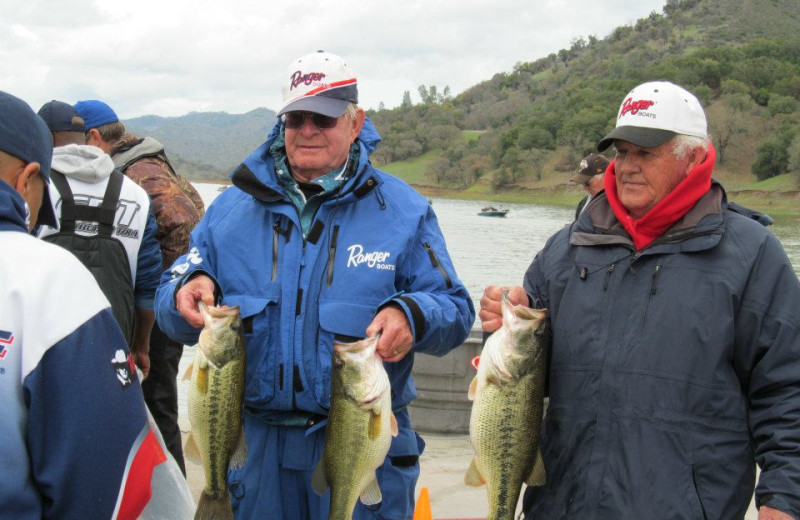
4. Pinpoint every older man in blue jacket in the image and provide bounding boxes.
[155,51,475,519]
[481,81,800,520]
